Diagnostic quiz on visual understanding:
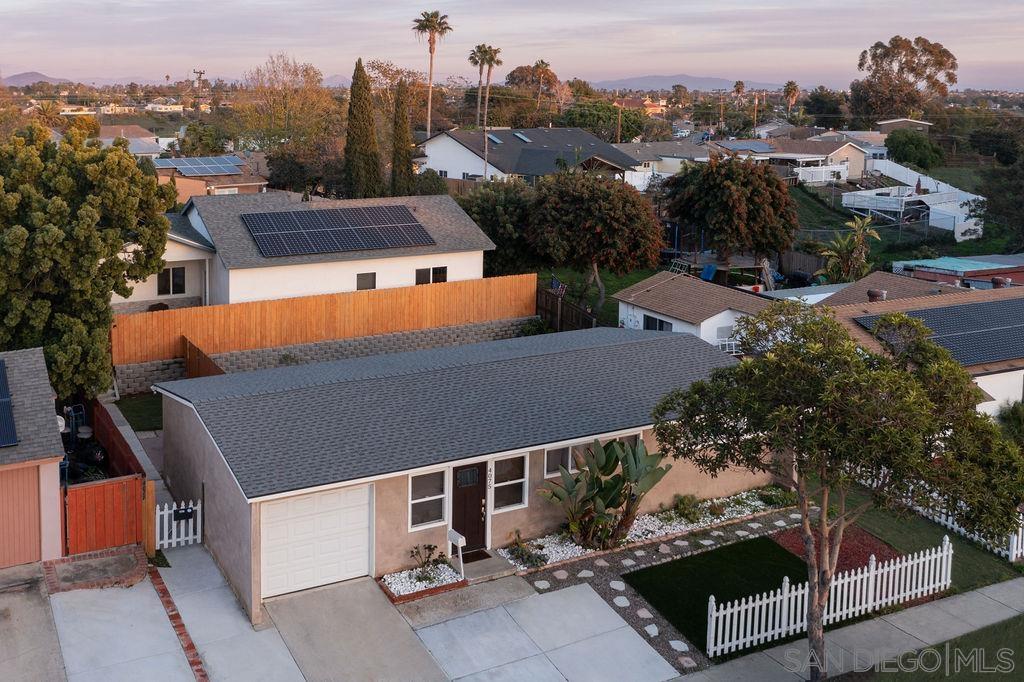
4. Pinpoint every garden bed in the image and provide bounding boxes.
[773,525,900,572]
[378,563,465,603]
